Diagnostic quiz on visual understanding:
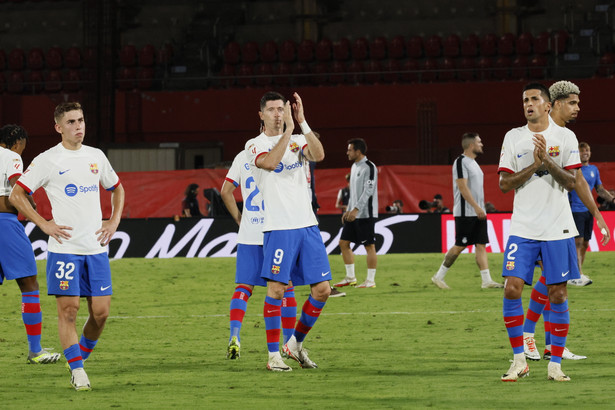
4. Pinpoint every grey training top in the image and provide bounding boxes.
[452,154,484,217]
[347,156,378,219]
